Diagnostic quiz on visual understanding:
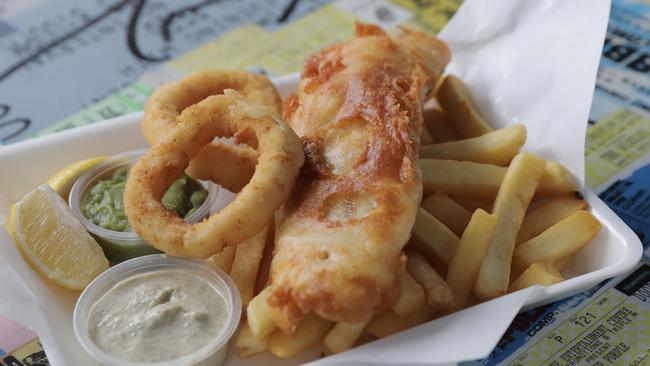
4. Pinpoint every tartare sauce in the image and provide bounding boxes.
[88,269,228,363]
